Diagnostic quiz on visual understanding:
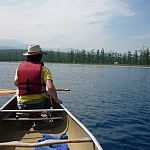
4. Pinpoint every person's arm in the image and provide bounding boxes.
[46,79,62,104]
[14,79,18,86]
[14,69,18,86]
